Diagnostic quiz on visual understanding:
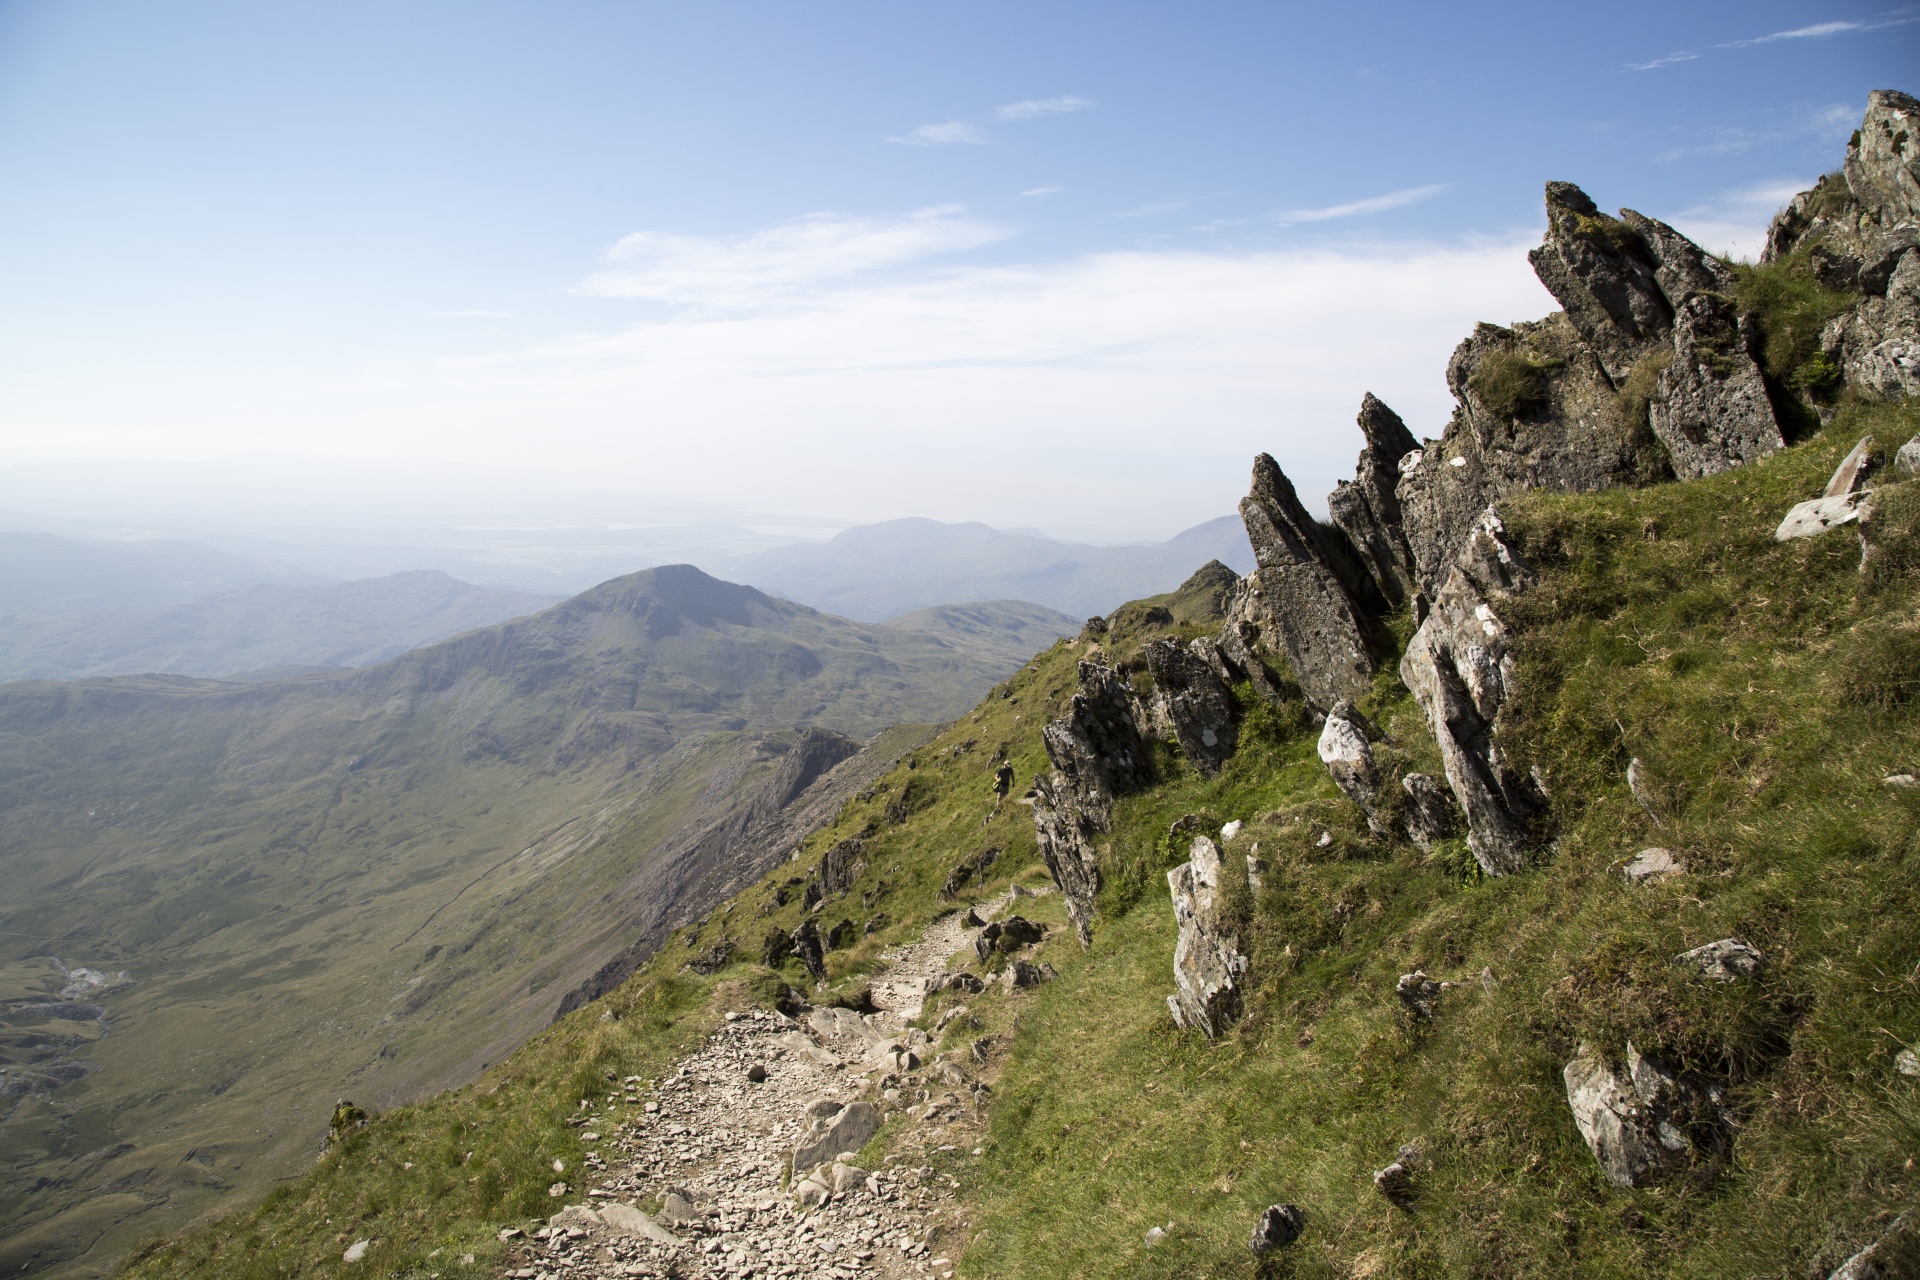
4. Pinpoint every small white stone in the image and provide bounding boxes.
[342,1239,370,1262]
[1220,820,1243,841]
[1886,774,1919,787]
[1316,831,1332,848]
[1899,1049,1920,1077]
